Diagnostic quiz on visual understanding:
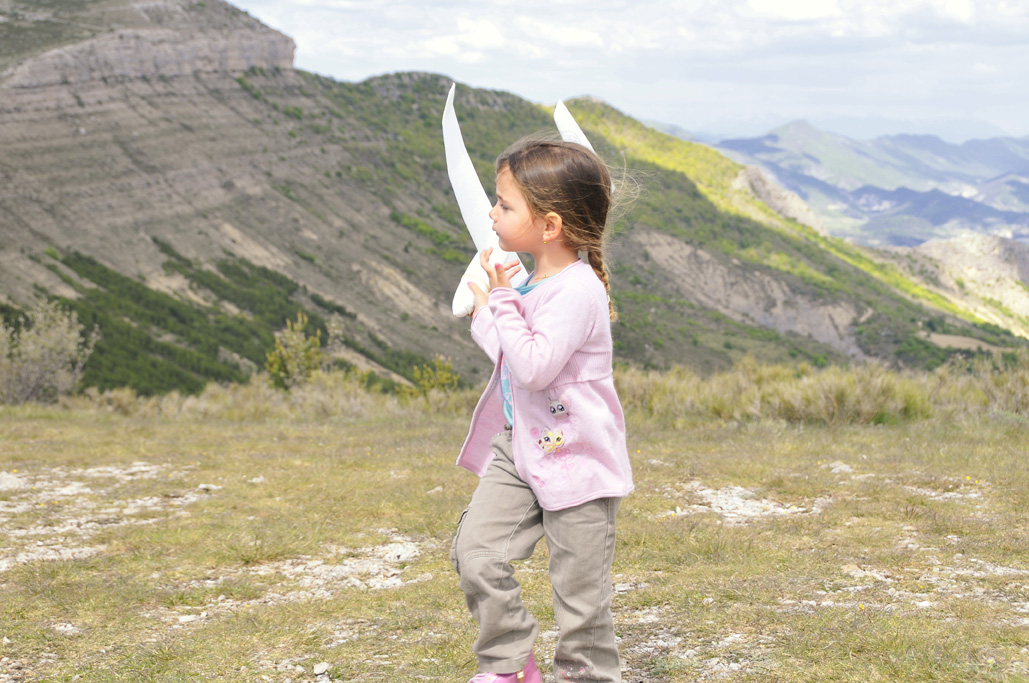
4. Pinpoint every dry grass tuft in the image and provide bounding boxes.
[616,350,1029,425]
